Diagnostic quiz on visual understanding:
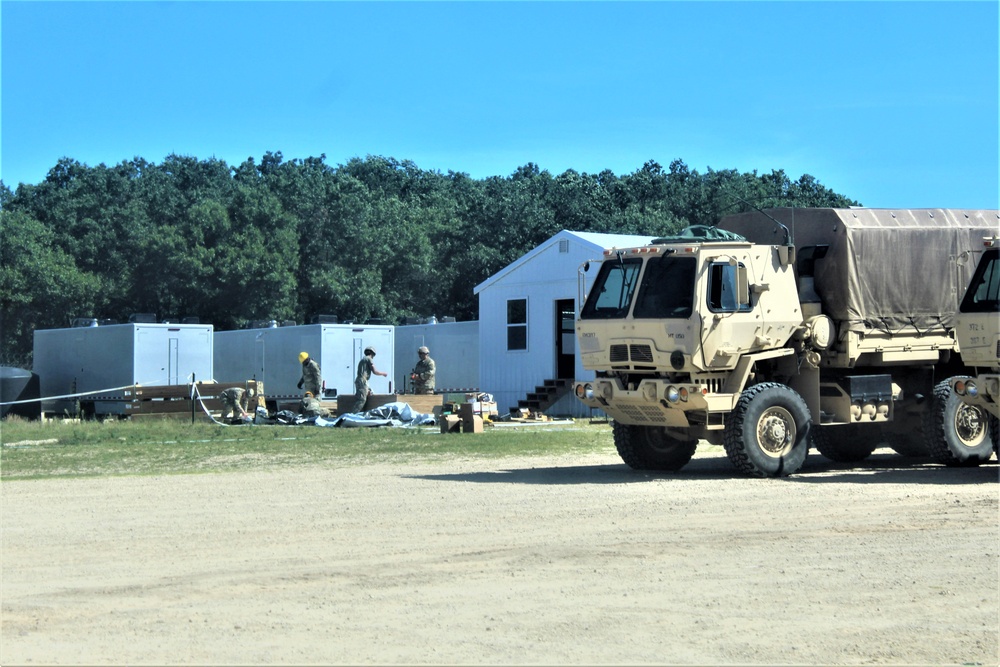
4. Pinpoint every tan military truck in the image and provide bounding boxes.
[573,208,999,477]
[943,235,1000,463]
